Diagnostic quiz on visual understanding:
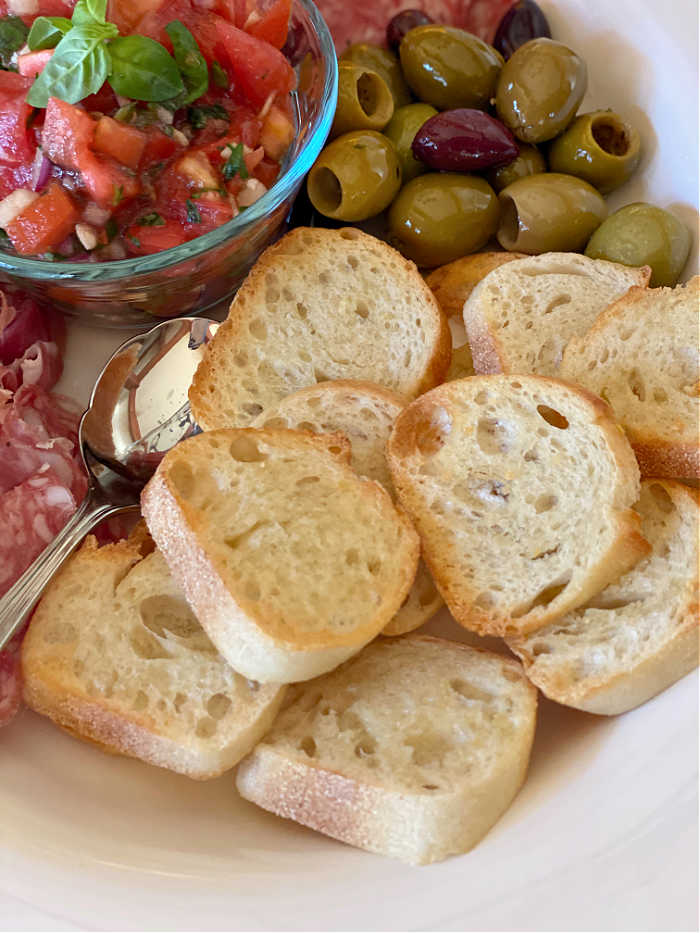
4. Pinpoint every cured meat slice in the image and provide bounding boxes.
[0,644,22,729]
[316,0,514,52]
